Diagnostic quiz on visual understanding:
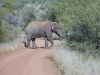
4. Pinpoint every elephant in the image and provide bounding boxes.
[23,21,63,49]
